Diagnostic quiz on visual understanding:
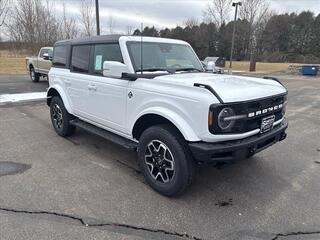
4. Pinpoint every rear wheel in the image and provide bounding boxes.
[30,67,40,82]
[50,96,75,137]
[138,125,195,196]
